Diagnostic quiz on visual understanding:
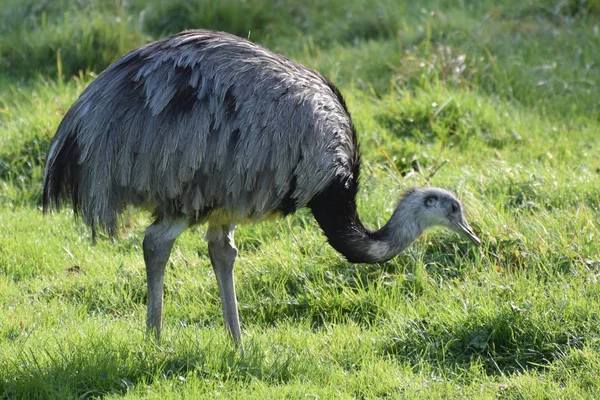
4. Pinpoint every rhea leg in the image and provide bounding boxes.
[207,224,241,346]
[143,218,188,340]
